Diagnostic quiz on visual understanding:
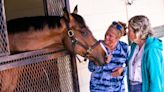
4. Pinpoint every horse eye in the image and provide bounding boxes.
[81,31,88,36]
